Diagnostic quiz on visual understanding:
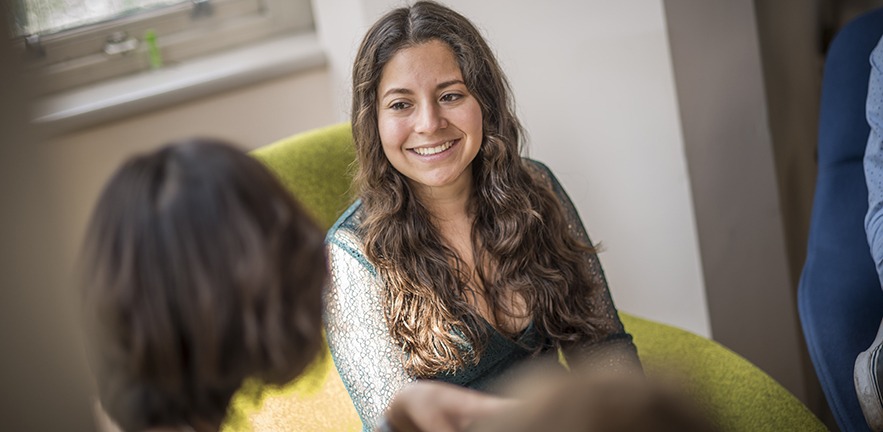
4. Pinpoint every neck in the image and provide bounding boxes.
[412,173,473,223]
